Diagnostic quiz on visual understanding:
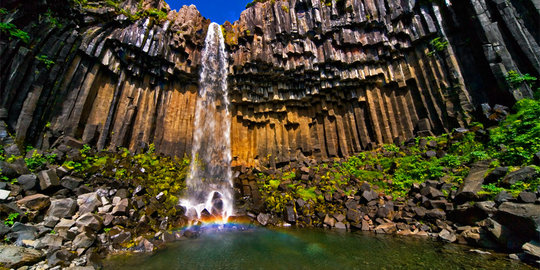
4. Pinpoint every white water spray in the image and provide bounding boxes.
[180,22,233,223]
